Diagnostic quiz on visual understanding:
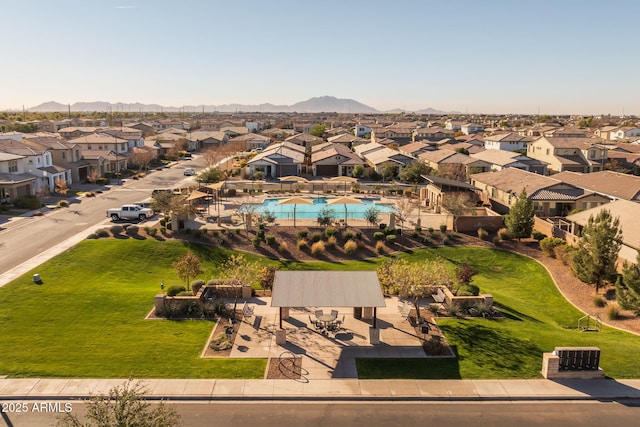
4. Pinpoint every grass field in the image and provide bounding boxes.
[2,239,640,379]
